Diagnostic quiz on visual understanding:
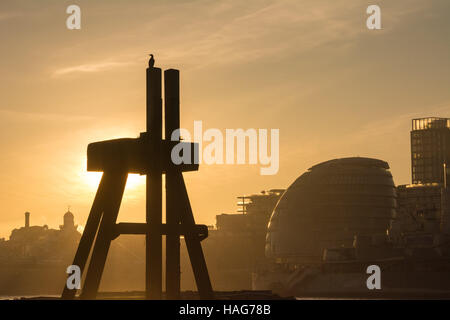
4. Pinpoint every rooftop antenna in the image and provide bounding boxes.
[61,55,213,300]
